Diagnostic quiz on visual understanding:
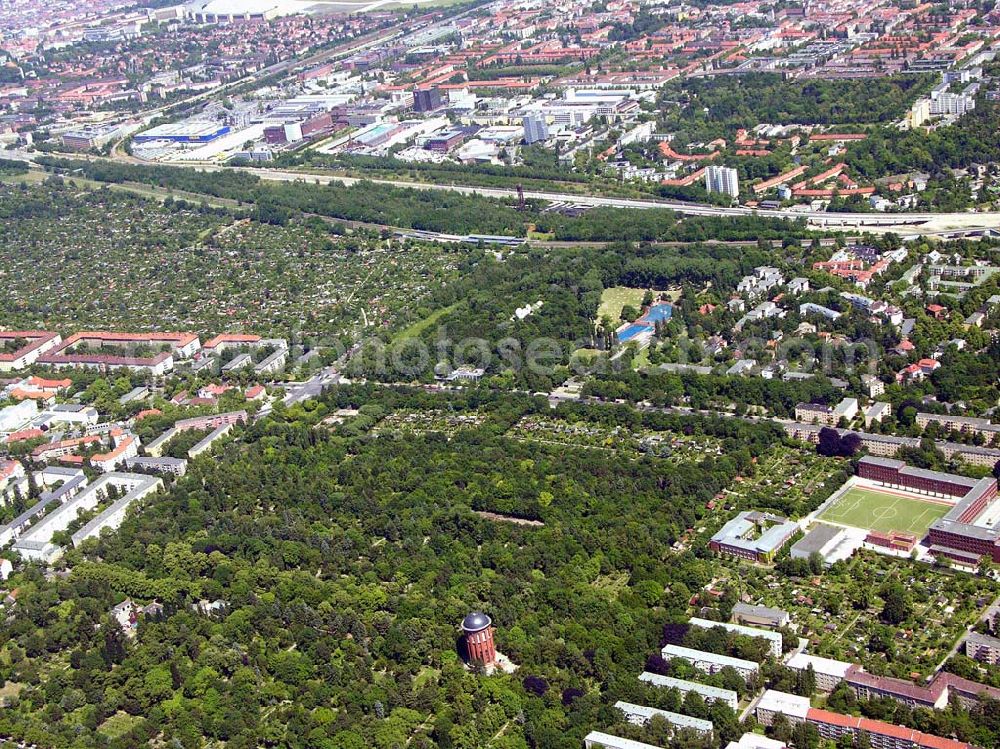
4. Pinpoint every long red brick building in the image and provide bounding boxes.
[856,457,999,564]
